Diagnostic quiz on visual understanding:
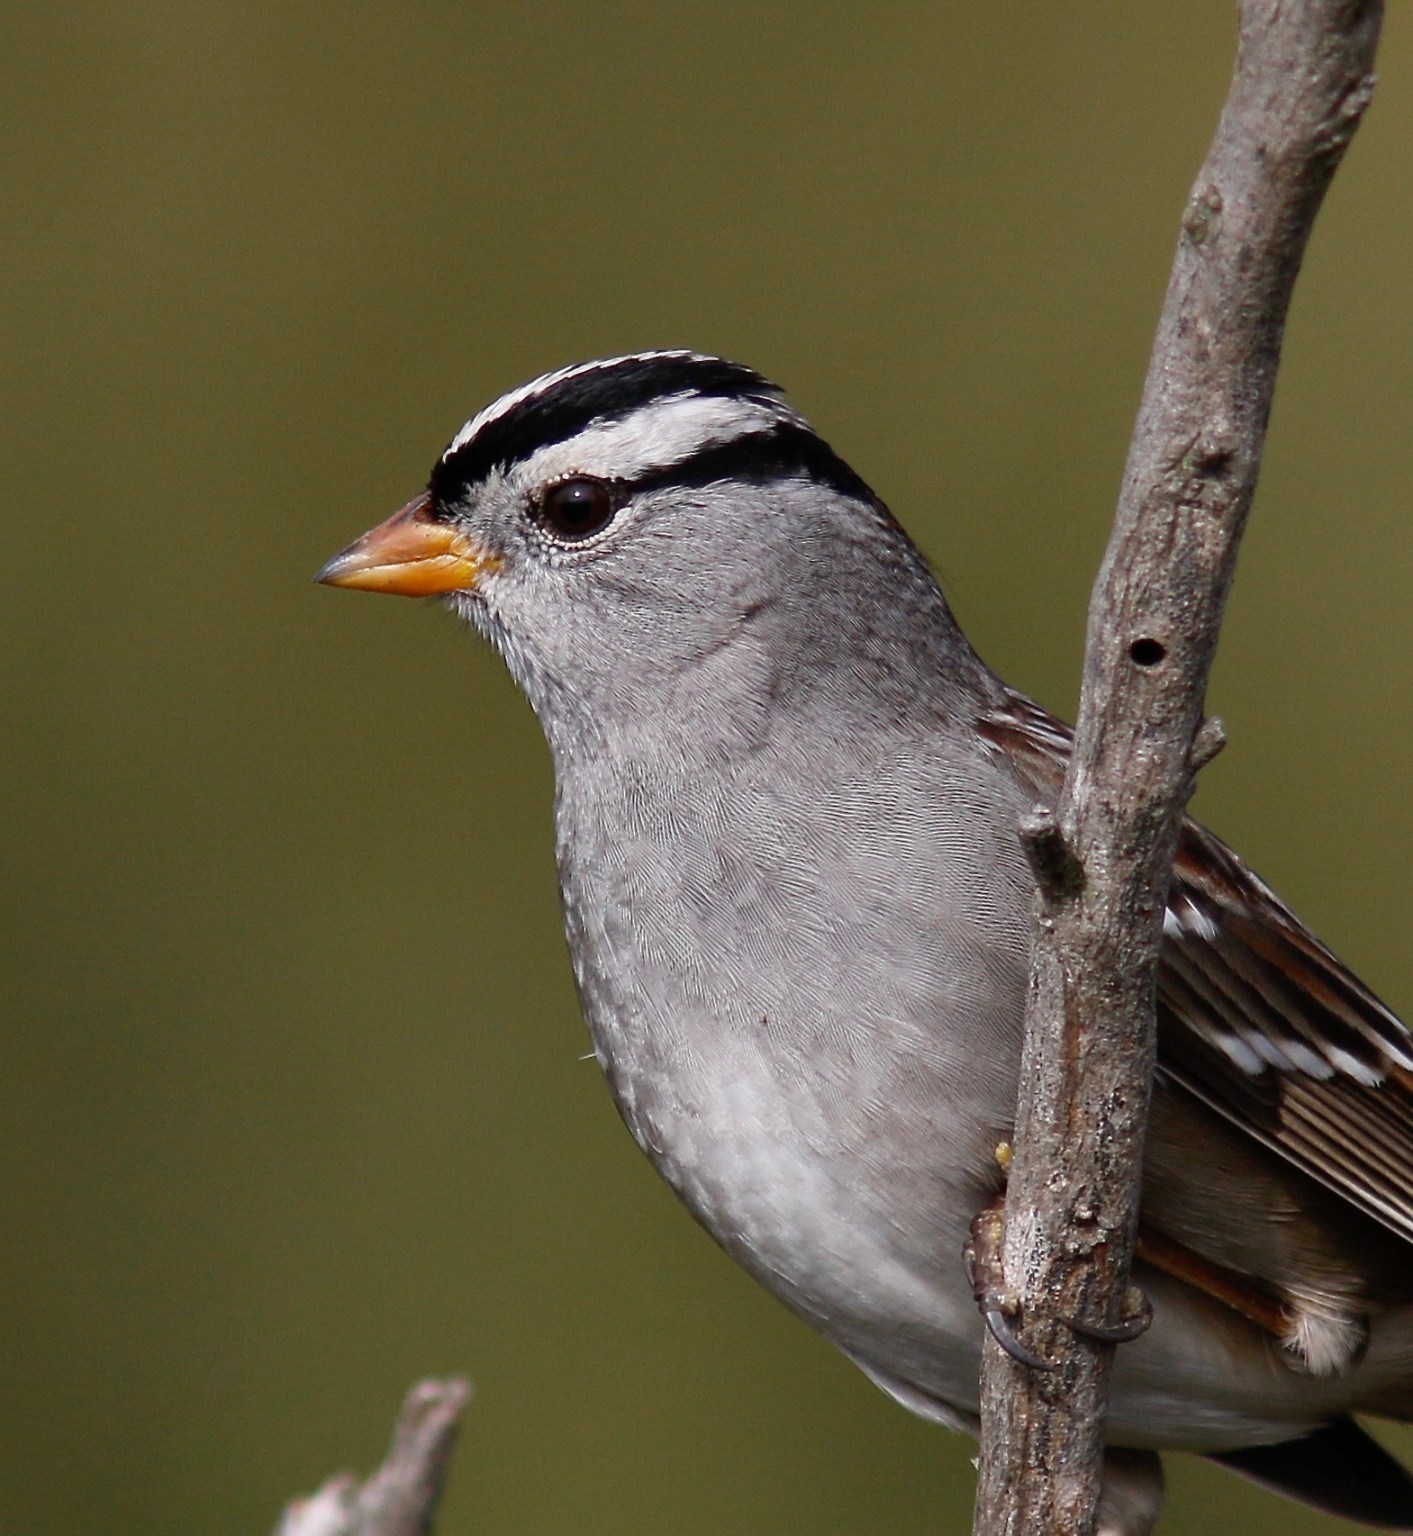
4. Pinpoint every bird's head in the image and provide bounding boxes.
[318,352,963,737]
